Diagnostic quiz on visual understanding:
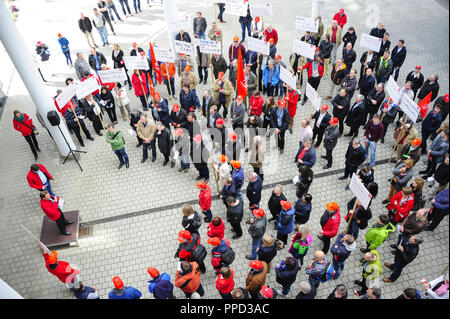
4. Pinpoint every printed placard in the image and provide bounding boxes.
[153,47,176,62]
[250,2,273,17]
[174,40,196,56]
[199,39,222,55]
[295,16,319,32]
[359,33,383,53]
[349,174,373,210]
[55,83,76,108]
[399,94,420,123]
[98,68,127,83]
[292,39,316,60]
[385,76,402,105]
[279,65,297,90]
[306,82,322,111]
[225,0,248,16]
[75,76,100,99]
[123,56,150,70]
[247,37,269,55]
